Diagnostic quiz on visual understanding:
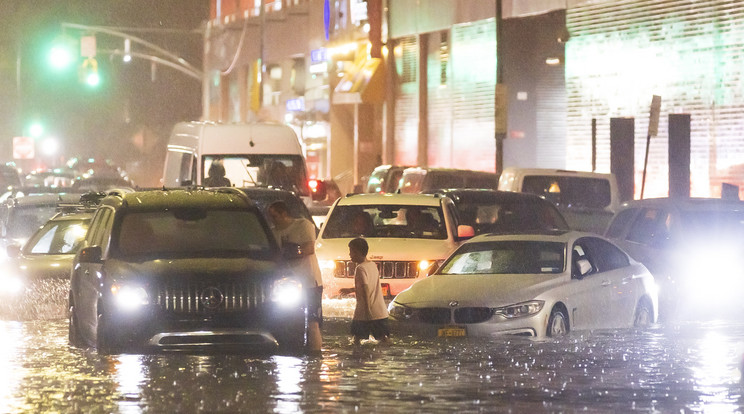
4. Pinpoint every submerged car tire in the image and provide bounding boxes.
[68,302,84,348]
[633,299,653,327]
[547,307,569,337]
[96,314,121,355]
